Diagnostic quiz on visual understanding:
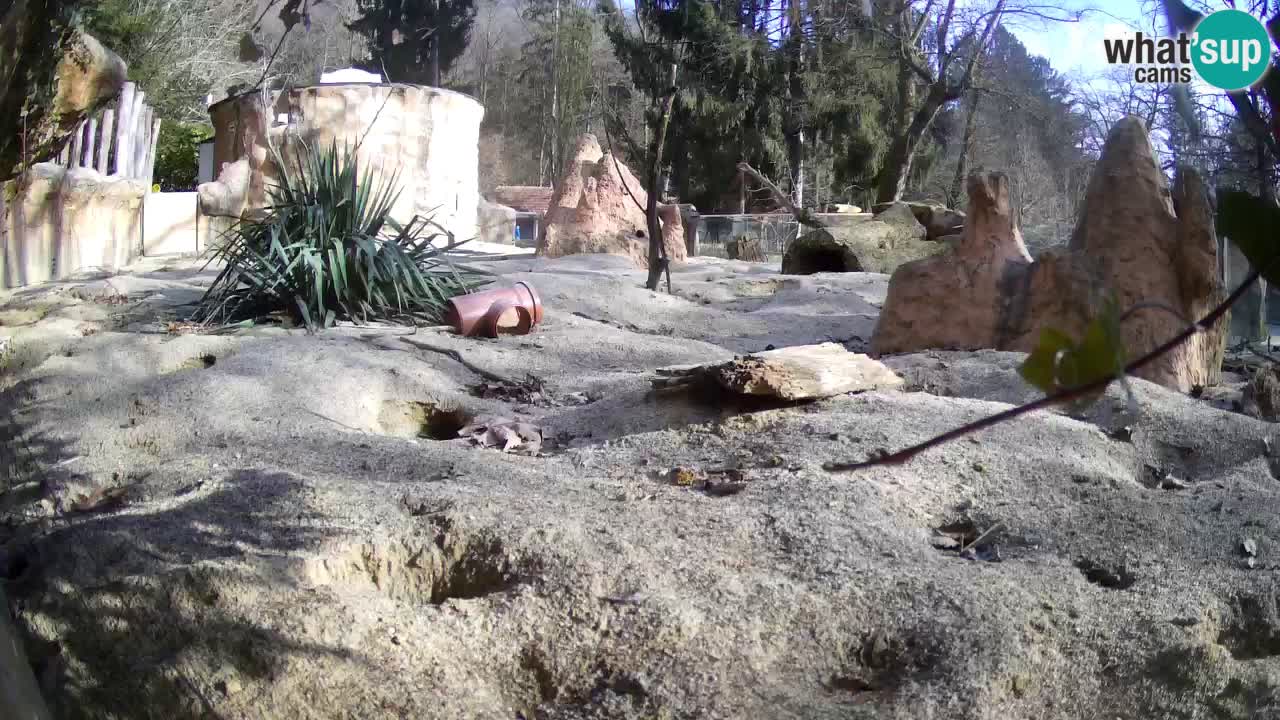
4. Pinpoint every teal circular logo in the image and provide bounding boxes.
[1191,9,1273,91]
